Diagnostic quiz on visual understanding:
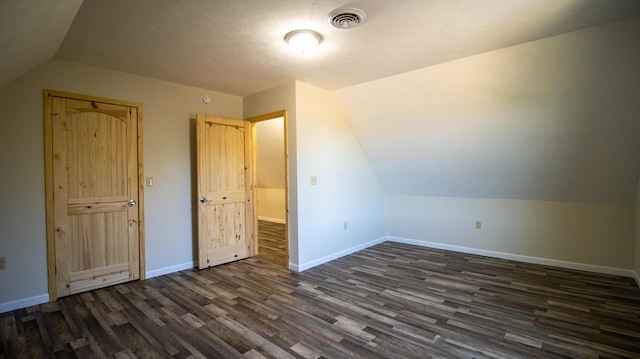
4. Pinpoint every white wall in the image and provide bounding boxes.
[335,17,640,203]
[255,117,285,189]
[387,196,634,272]
[294,82,386,268]
[243,81,299,264]
[255,117,286,222]
[0,59,242,311]
[257,188,286,222]
[333,17,640,276]
[244,81,387,270]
